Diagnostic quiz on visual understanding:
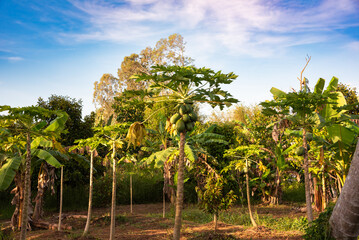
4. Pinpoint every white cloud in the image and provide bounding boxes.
[346,41,359,51]
[59,0,359,57]
[1,57,24,62]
